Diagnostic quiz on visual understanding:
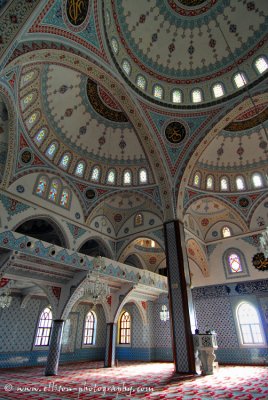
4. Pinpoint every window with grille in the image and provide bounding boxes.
[119,311,131,344]
[237,303,264,345]
[35,307,53,346]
